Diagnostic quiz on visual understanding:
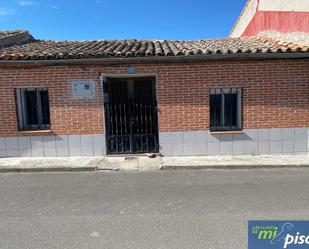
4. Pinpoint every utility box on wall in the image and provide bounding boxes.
[72,80,95,98]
